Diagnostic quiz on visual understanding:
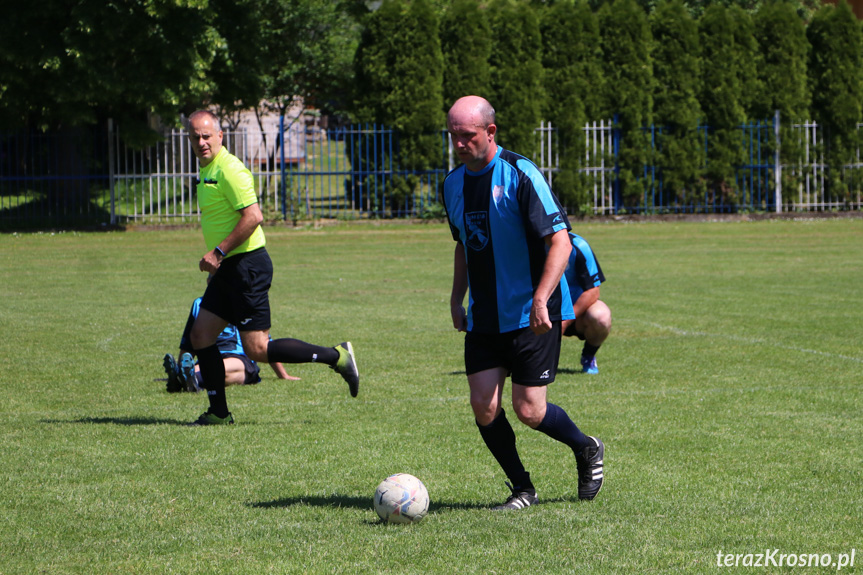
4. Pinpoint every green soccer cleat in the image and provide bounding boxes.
[332,342,359,397]
[188,411,234,426]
